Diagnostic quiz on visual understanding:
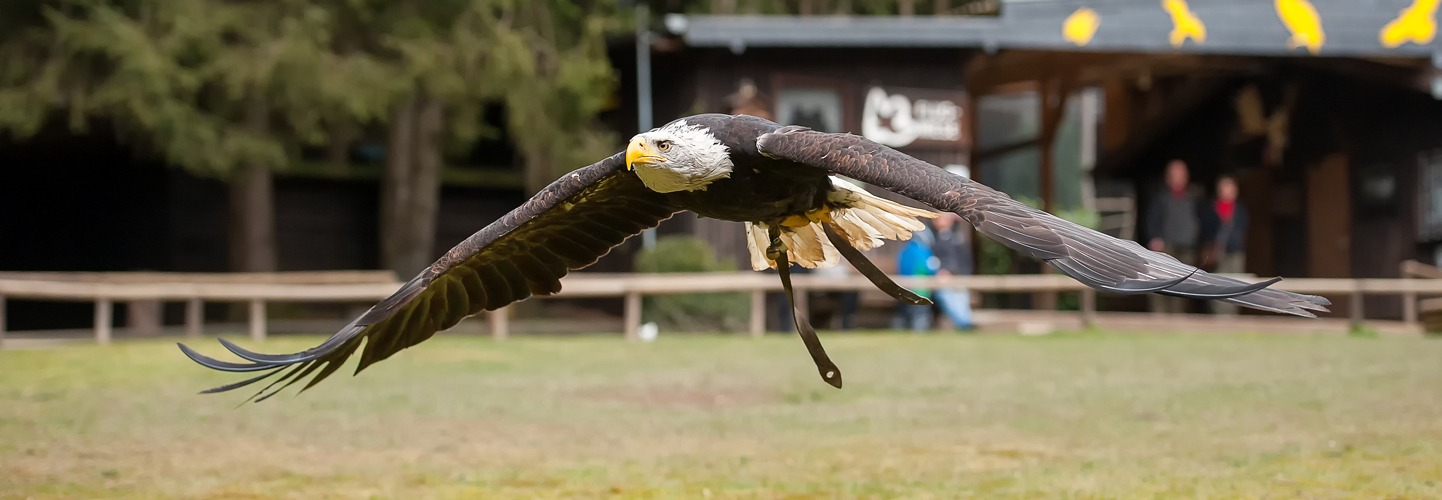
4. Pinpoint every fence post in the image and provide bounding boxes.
[624,291,642,341]
[1403,281,1418,326]
[95,298,112,345]
[248,299,267,342]
[1349,287,1365,329]
[1080,289,1096,328]
[185,298,203,339]
[128,299,162,336]
[749,289,765,337]
[489,306,508,340]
